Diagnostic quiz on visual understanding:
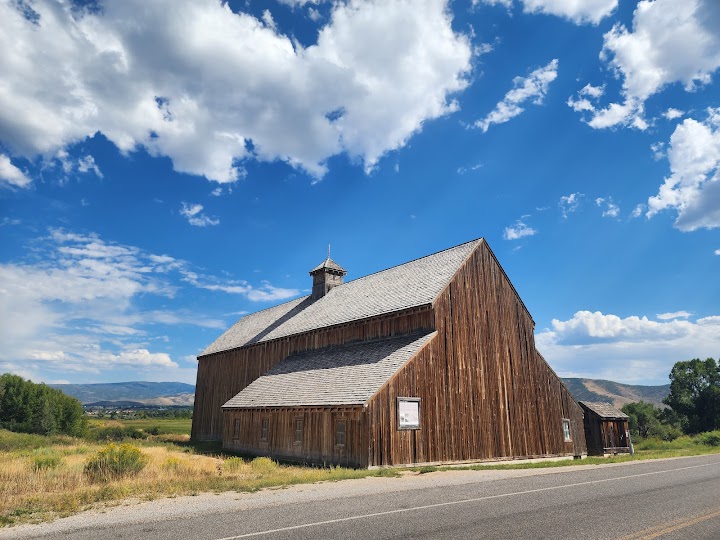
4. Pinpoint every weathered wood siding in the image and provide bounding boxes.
[223,407,367,468]
[192,307,434,441]
[366,241,586,466]
[583,413,630,455]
